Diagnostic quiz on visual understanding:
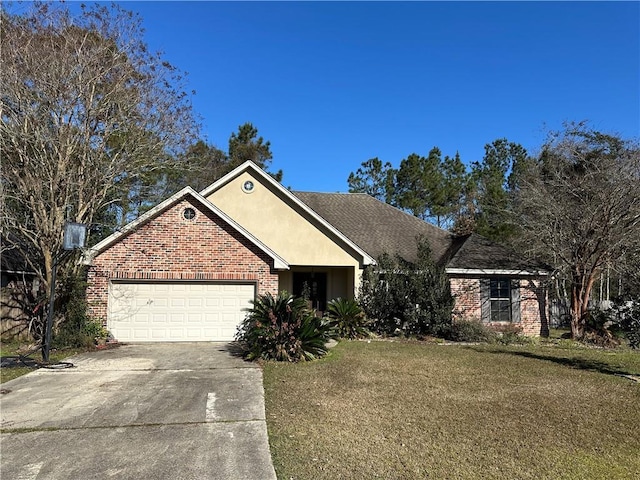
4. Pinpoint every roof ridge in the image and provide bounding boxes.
[293,190,368,196]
